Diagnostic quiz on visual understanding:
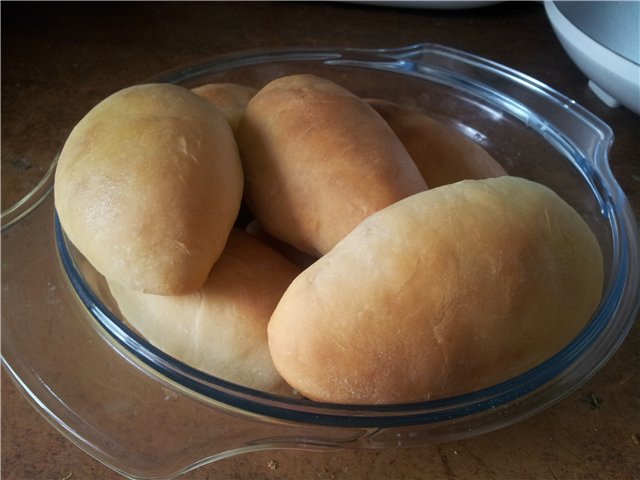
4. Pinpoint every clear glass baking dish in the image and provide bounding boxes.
[2,44,639,480]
